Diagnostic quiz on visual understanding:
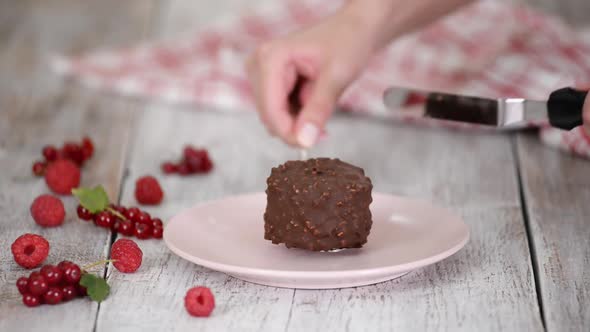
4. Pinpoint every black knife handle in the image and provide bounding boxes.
[547,87,587,130]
